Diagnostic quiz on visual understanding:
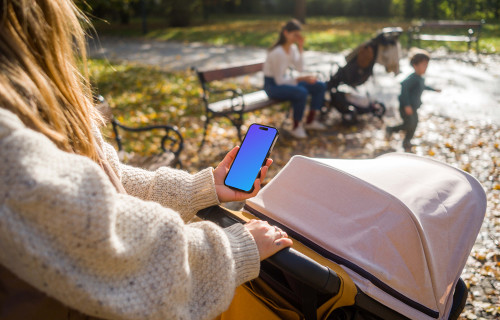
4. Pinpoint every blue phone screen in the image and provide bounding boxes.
[225,124,278,192]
